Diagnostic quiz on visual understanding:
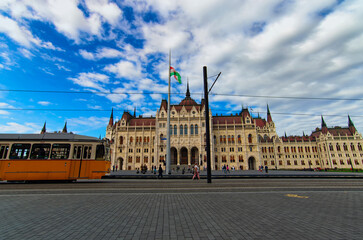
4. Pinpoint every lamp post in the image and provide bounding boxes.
[203,66,221,183]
